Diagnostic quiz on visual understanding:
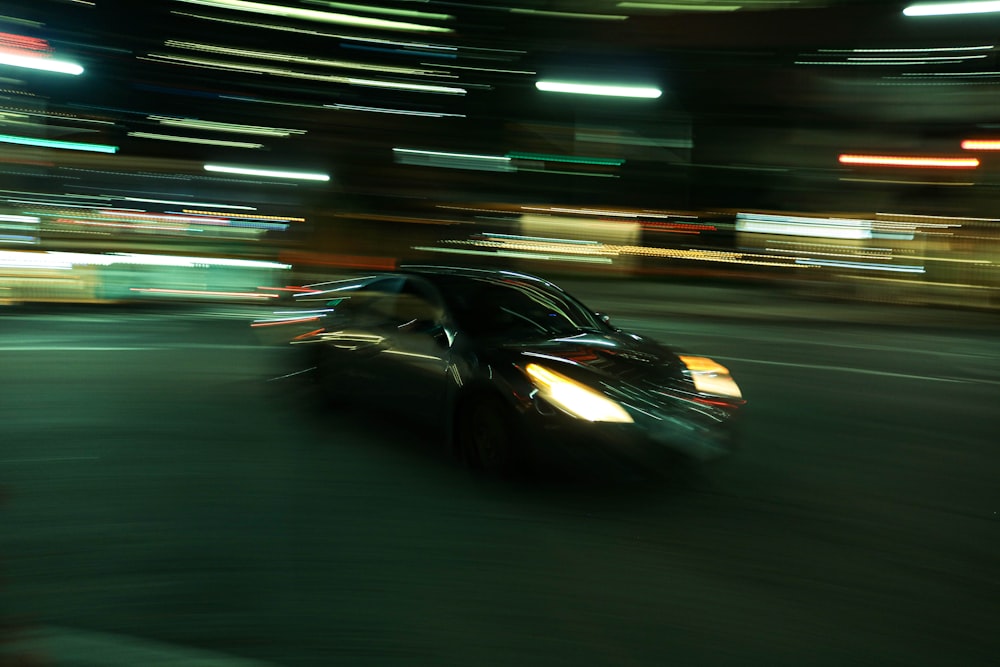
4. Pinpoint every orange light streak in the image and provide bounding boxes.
[960,140,1000,150]
[839,154,979,168]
